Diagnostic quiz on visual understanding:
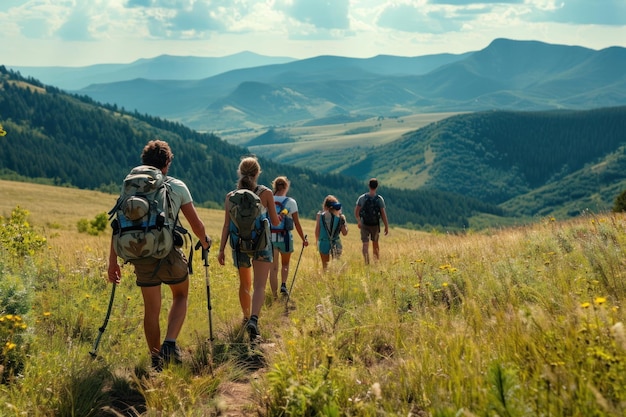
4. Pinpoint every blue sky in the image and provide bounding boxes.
[2,0,625,66]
